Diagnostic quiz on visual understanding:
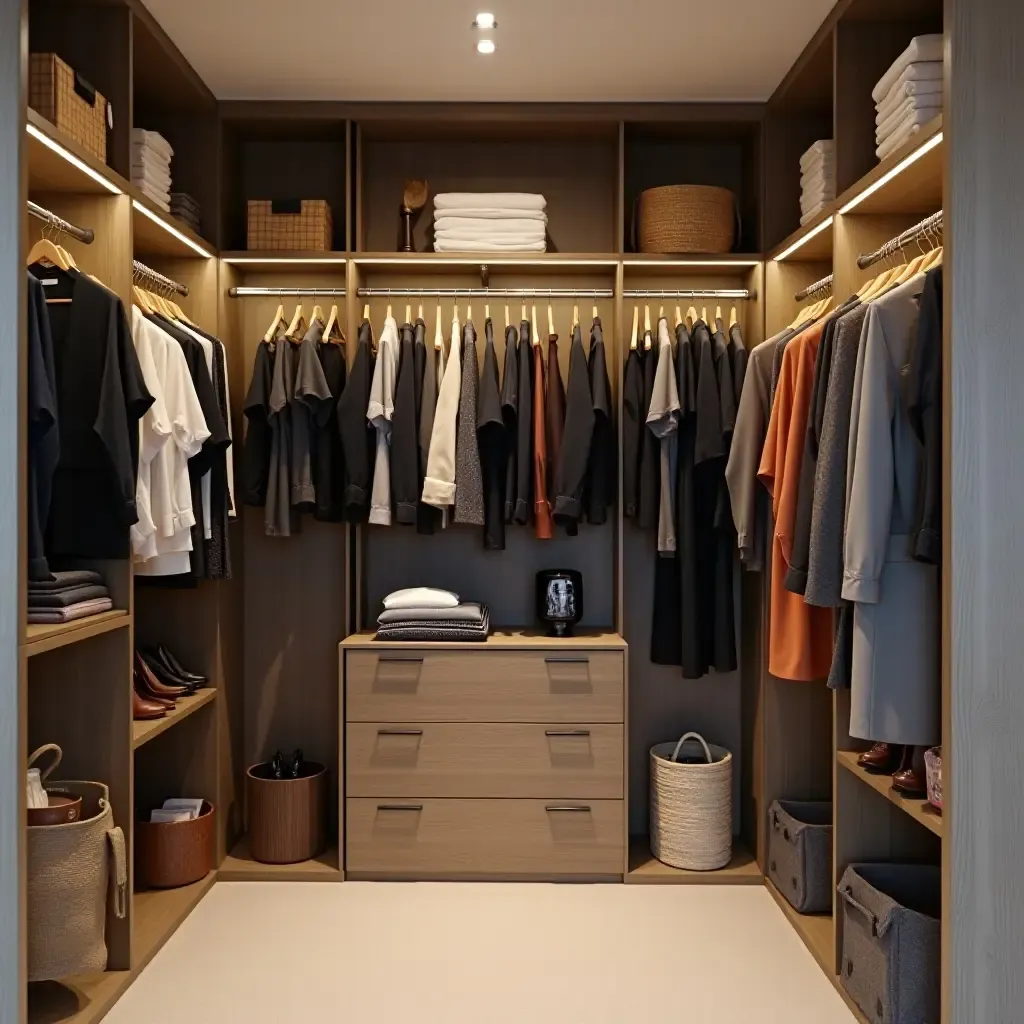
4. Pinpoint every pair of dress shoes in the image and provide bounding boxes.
[857,742,927,795]
[132,647,208,721]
